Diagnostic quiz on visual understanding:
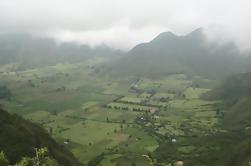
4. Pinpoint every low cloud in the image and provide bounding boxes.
[0,0,251,50]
